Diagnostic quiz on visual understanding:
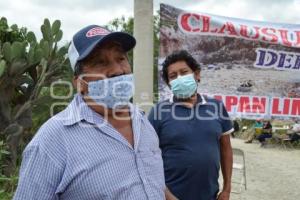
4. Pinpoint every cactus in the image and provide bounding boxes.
[2,42,12,62]
[52,20,61,35]
[26,31,36,43]
[0,60,7,77]
[0,18,71,176]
